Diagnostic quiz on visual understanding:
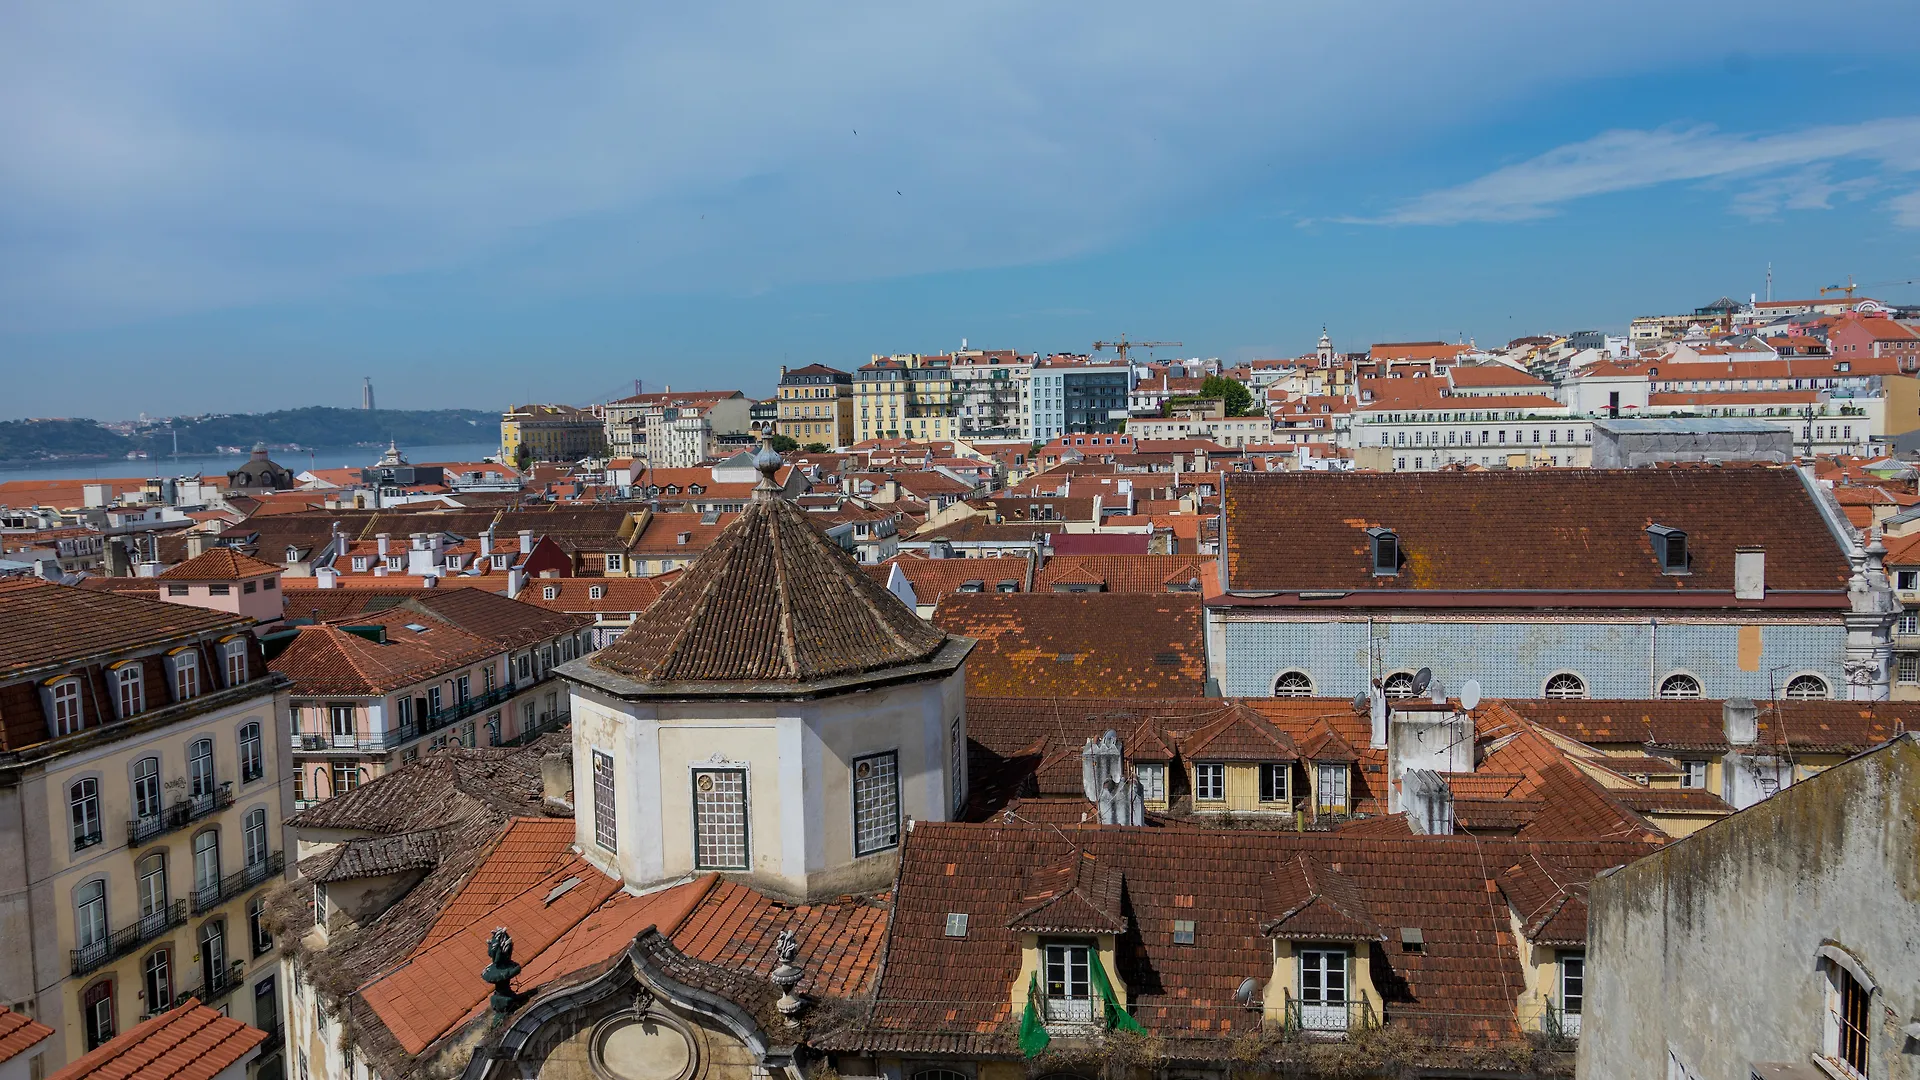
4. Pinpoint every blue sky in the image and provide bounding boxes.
[5,2,1920,419]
